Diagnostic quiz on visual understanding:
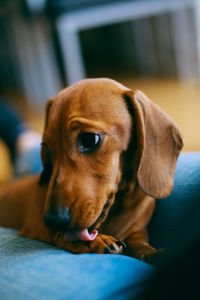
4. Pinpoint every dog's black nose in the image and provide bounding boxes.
[44,206,71,232]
